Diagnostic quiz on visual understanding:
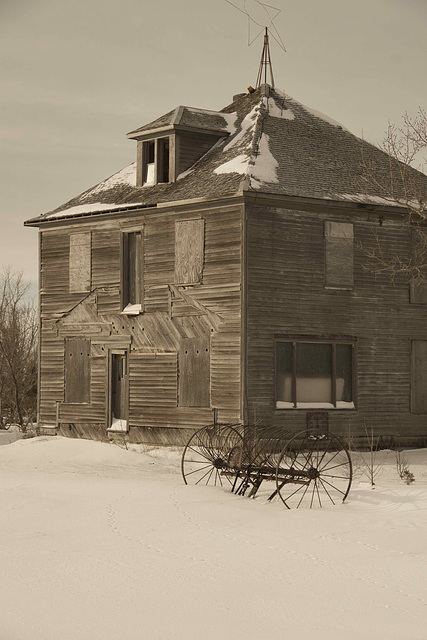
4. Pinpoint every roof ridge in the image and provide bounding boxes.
[245,97,269,191]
